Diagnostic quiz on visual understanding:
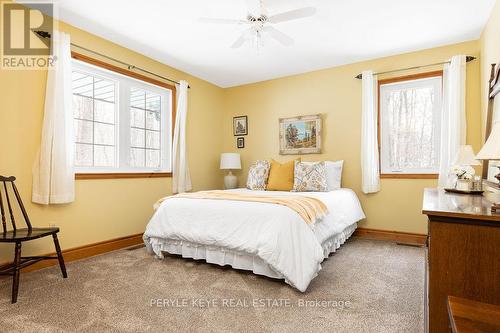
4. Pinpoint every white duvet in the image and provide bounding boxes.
[143,188,365,292]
